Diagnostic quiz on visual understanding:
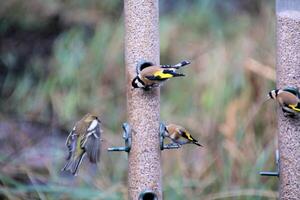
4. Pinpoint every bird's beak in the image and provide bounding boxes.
[262,95,272,104]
